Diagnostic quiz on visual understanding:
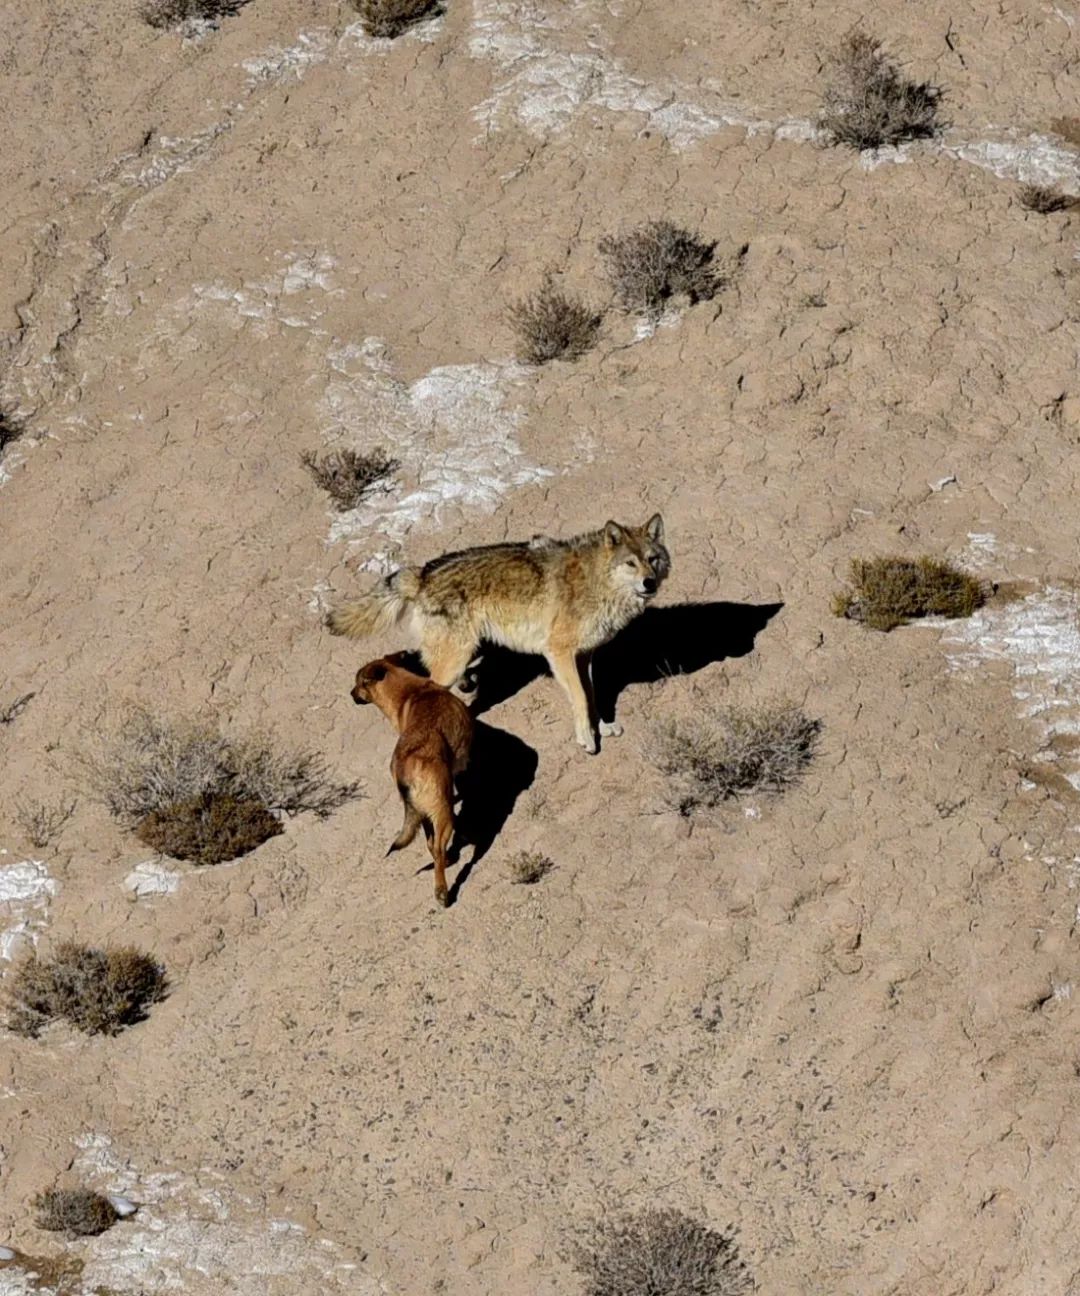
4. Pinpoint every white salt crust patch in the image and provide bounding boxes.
[944,586,1080,791]
[0,860,59,964]
[0,1135,381,1296]
[185,251,340,337]
[123,860,182,898]
[322,339,554,548]
[469,0,812,147]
